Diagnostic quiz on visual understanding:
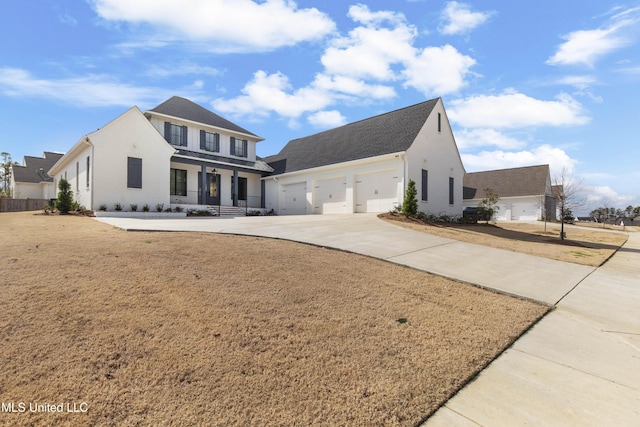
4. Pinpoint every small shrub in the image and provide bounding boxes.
[174,205,183,213]
[164,207,172,213]
[142,204,150,212]
[114,203,122,211]
[130,204,138,212]
[99,204,107,211]
[43,205,52,215]
[155,203,164,212]
[55,178,73,214]
[402,180,418,217]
